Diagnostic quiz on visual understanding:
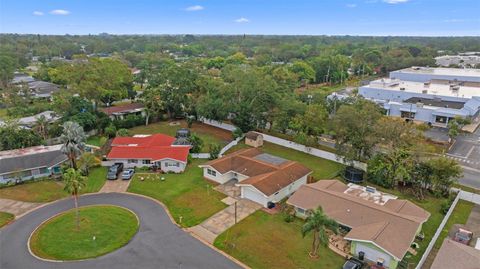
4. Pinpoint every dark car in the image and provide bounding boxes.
[342,258,364,269]
[107,163,124,180]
